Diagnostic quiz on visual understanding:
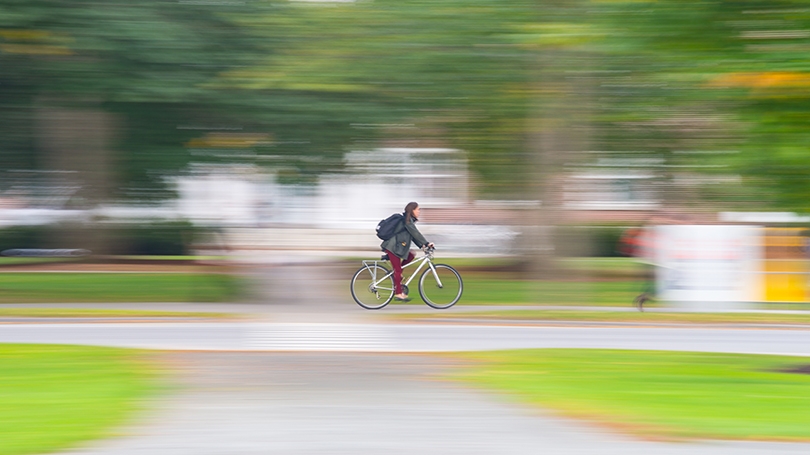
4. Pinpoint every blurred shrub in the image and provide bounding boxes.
[555,225,631,258]
[0,225,49,251]
[107,221,197,256]
[591,226,631,258]
[0,221,201,256]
